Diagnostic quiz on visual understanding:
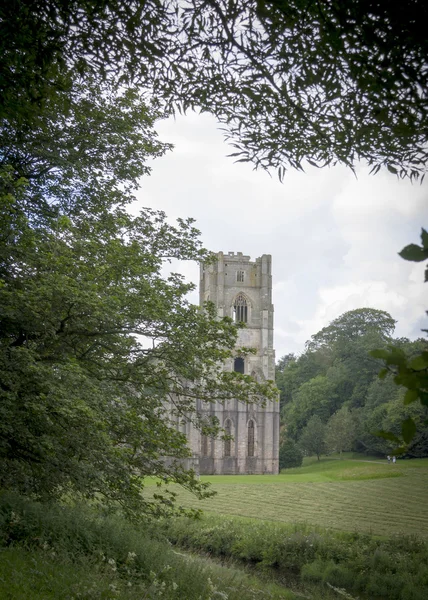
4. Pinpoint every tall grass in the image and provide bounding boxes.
[160,514,428,600]
[0,492,296,600]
